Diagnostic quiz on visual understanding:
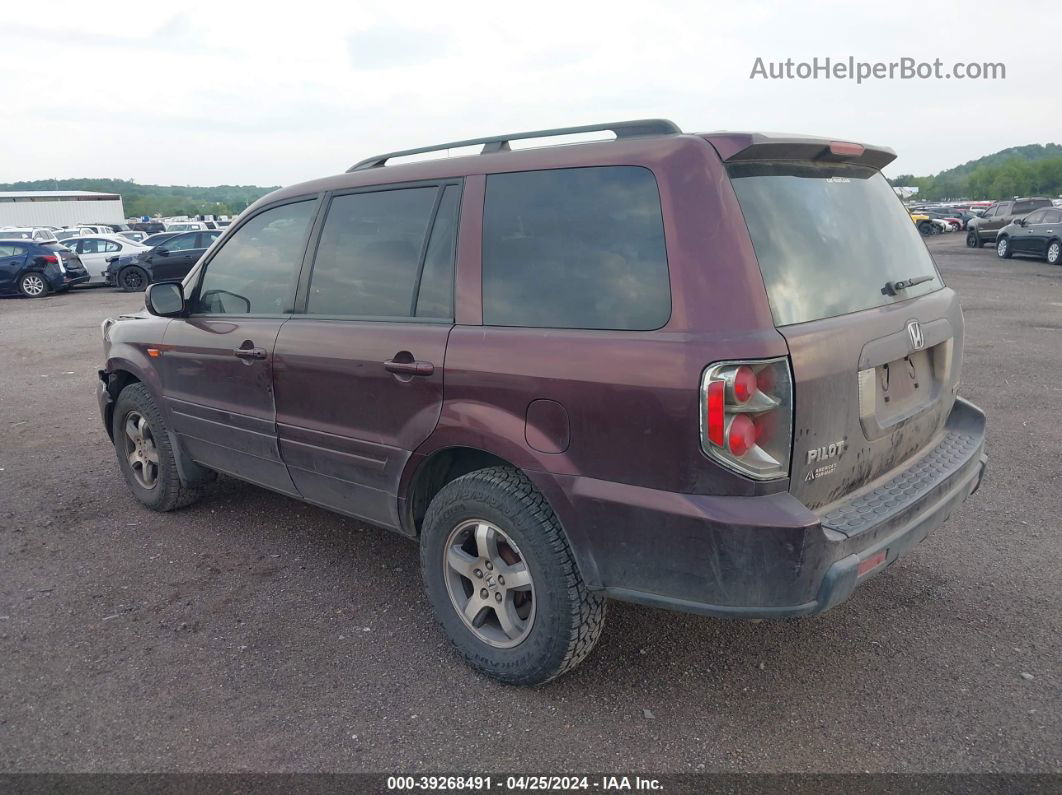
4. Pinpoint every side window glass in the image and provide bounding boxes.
[0,244,18,257]
[195,200,315,315]
[307,187,438,317]
[482,166,670,330]
[166,234,197,252]
[1024,210,1046,225]
[103,240,121,253]
[416,185,459,319]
